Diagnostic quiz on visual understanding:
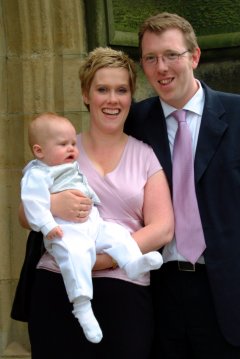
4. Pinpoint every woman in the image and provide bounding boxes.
[17,47,174,358]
